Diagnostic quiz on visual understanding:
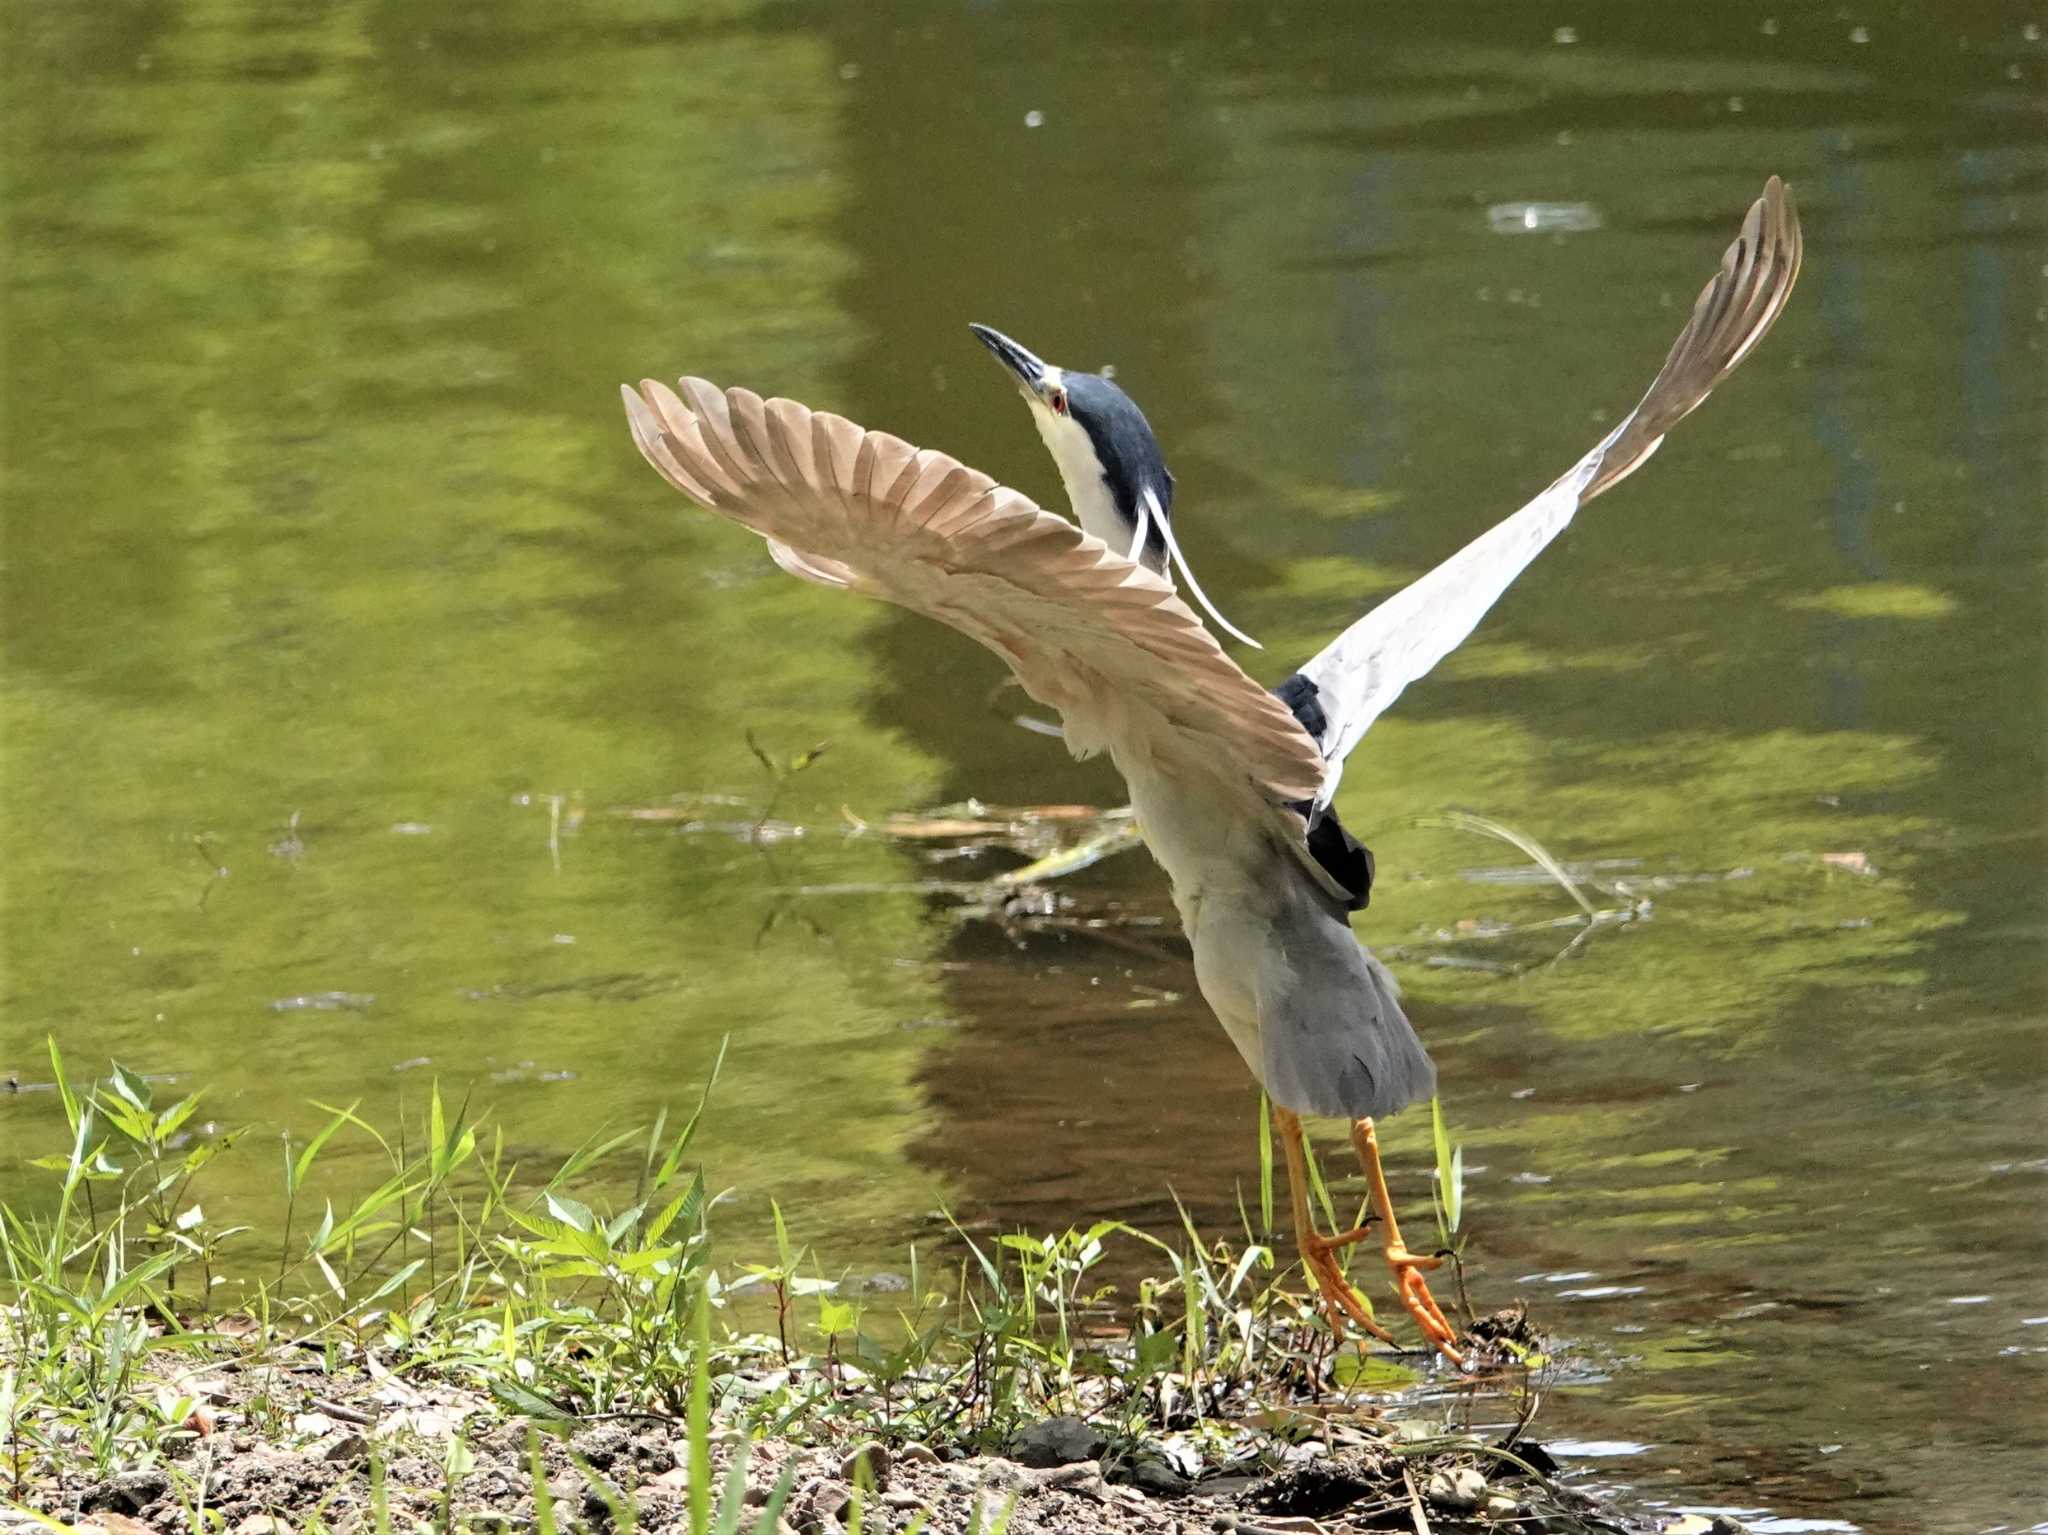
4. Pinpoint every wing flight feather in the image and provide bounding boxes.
[1294,177,1803,810]
[621,379,1327,807]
